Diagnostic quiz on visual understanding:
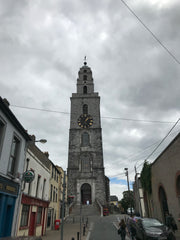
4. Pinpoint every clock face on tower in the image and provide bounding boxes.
[78,114,93,128]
